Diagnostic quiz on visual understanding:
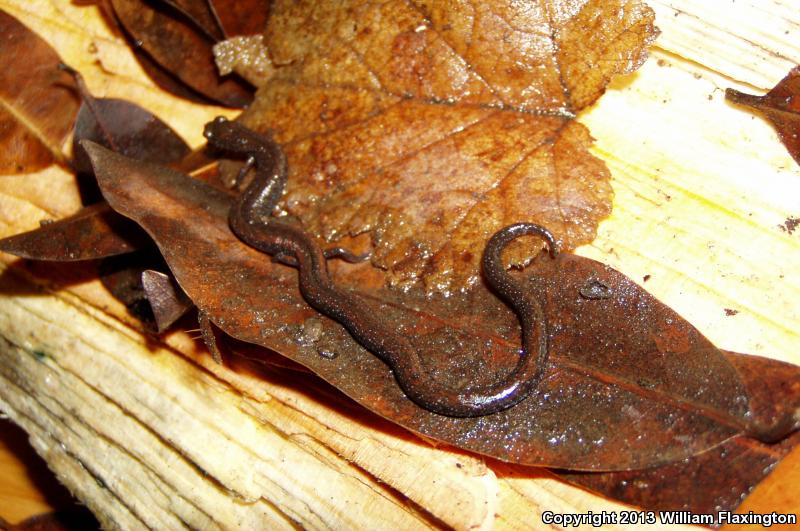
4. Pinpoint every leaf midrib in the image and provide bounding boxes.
[0,93,67,165]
